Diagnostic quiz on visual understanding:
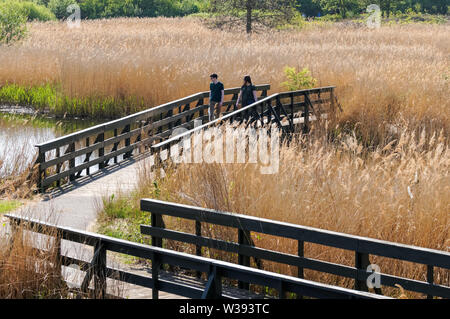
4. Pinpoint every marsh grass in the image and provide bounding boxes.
[0,18,447,138]
[98,121,449,298]
[0,220,68,298]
